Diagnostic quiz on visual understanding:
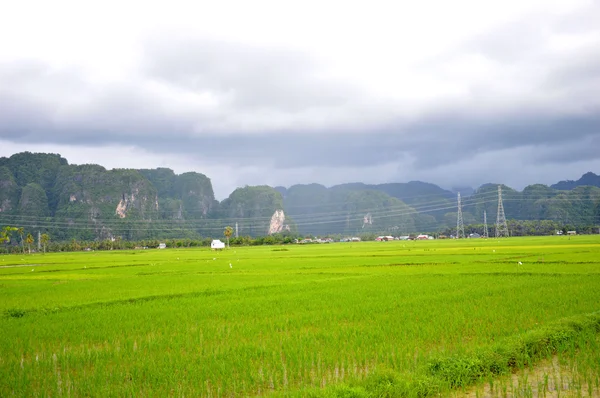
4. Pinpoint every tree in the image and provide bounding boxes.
[224,226,234,248]
[26,233,34,254]
[1,226,18,245]
[1,227,10,244]
[2,226,11,243]
[17,227,25,253]
[40,233,50,254]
